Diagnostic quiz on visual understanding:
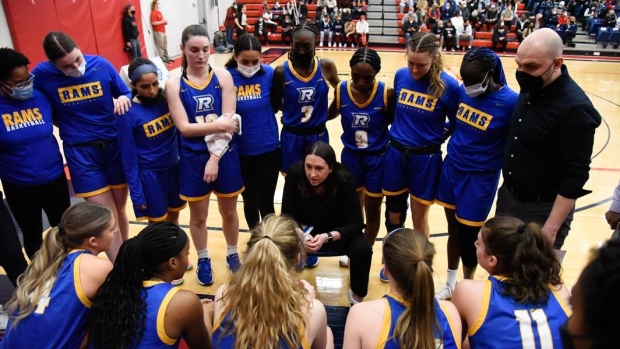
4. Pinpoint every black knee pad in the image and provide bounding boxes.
[385,192,408,232]
[458,223,480,268]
